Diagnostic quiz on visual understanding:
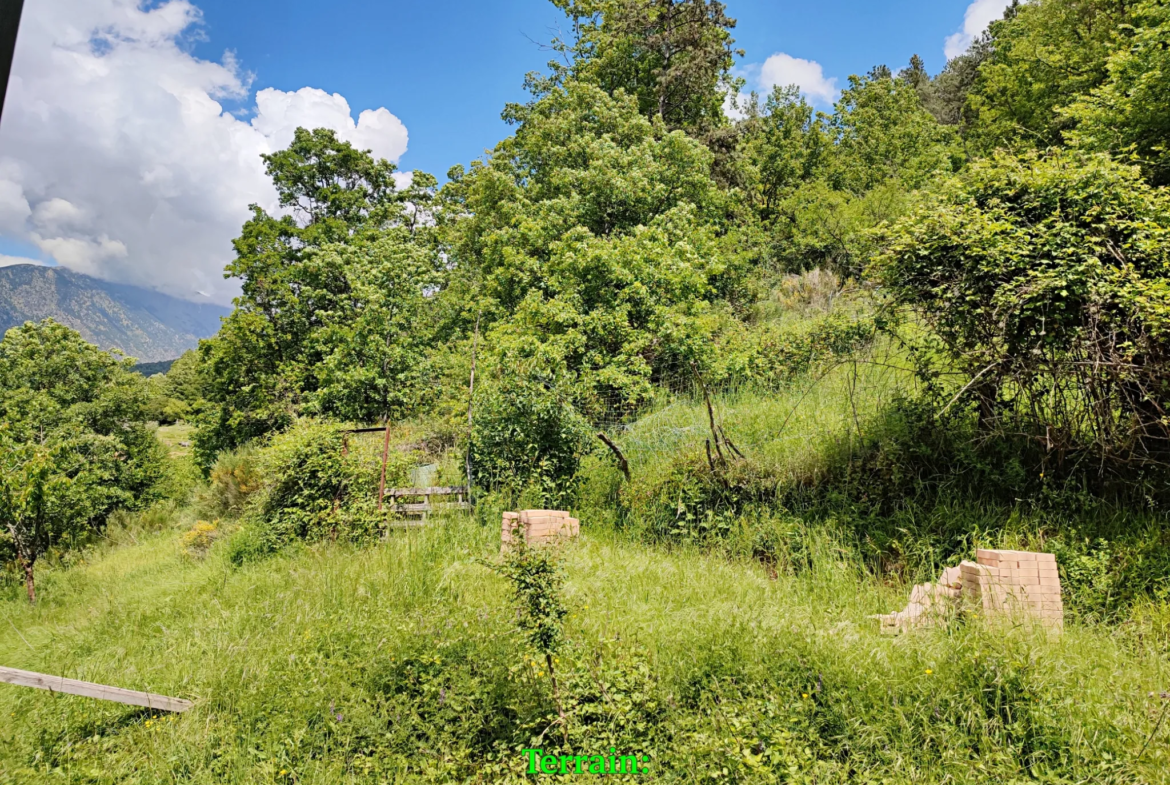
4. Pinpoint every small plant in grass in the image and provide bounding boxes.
[205,445,263,517]
[491,541,571,745]
[180,520,220,557]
